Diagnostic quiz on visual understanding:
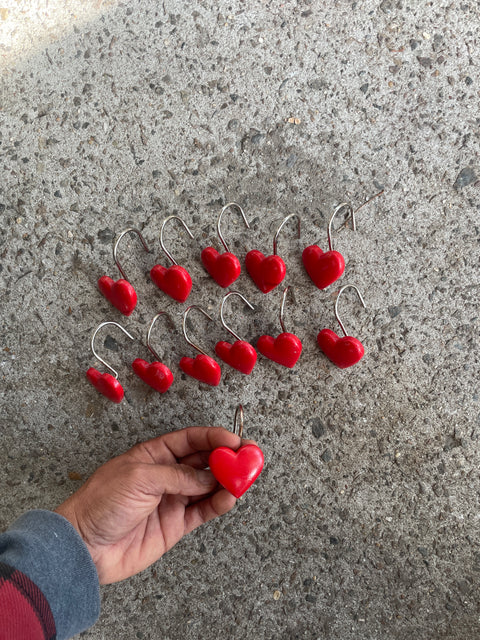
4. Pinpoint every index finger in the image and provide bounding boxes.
[141,426,242,463]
